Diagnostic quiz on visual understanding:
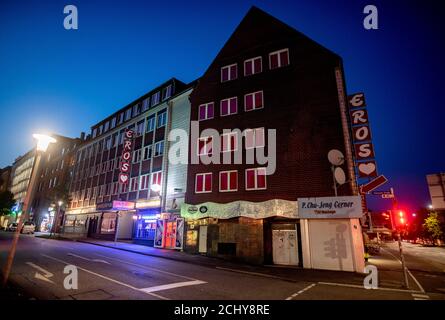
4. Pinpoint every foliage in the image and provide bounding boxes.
[0,190,15,216]
[422,211,444,242]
